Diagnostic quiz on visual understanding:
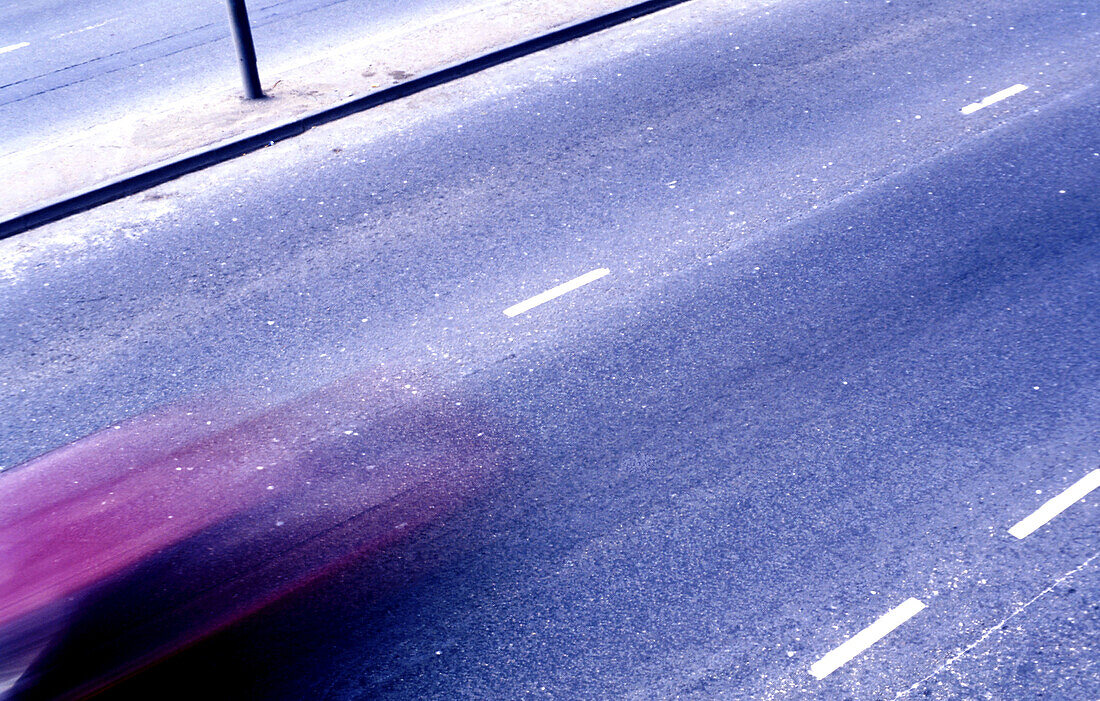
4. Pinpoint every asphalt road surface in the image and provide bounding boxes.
[1,0,1098,697]
[0,0,494,152]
